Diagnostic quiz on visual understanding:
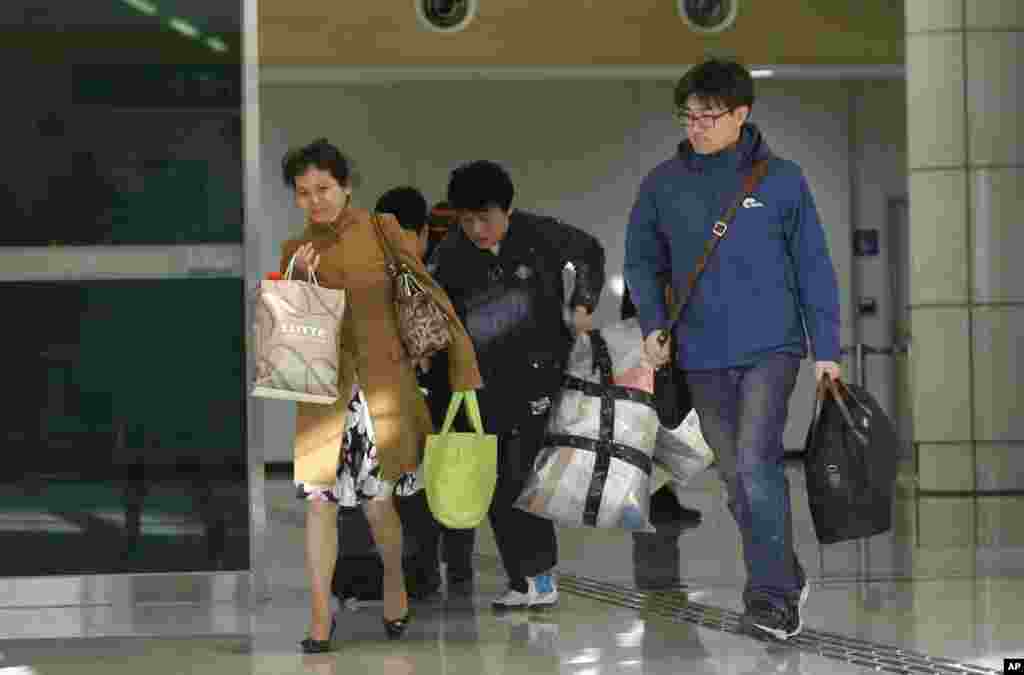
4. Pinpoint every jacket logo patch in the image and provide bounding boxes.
[514,264,534,280]
[742,196,765,209]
